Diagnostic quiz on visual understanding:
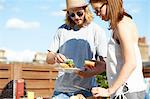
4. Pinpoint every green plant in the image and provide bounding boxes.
[96,71,108,88]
